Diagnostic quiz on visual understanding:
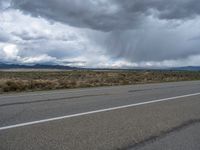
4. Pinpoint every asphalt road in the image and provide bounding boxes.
[135,122,200,150]
[0,81,200,150]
